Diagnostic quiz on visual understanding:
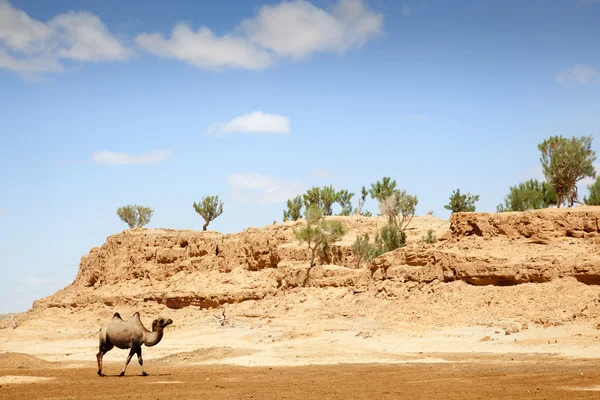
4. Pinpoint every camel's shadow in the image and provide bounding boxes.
[100,373,172,378]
